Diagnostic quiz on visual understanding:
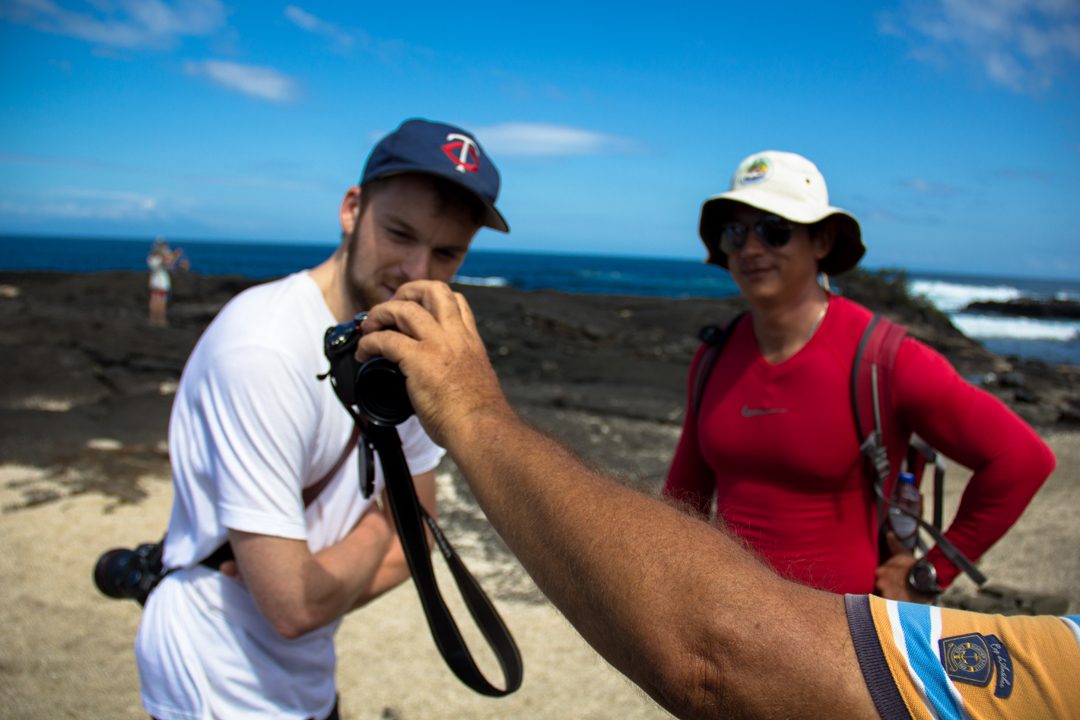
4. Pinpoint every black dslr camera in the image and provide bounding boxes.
[93,540,167,606]
[323,311,413,428]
